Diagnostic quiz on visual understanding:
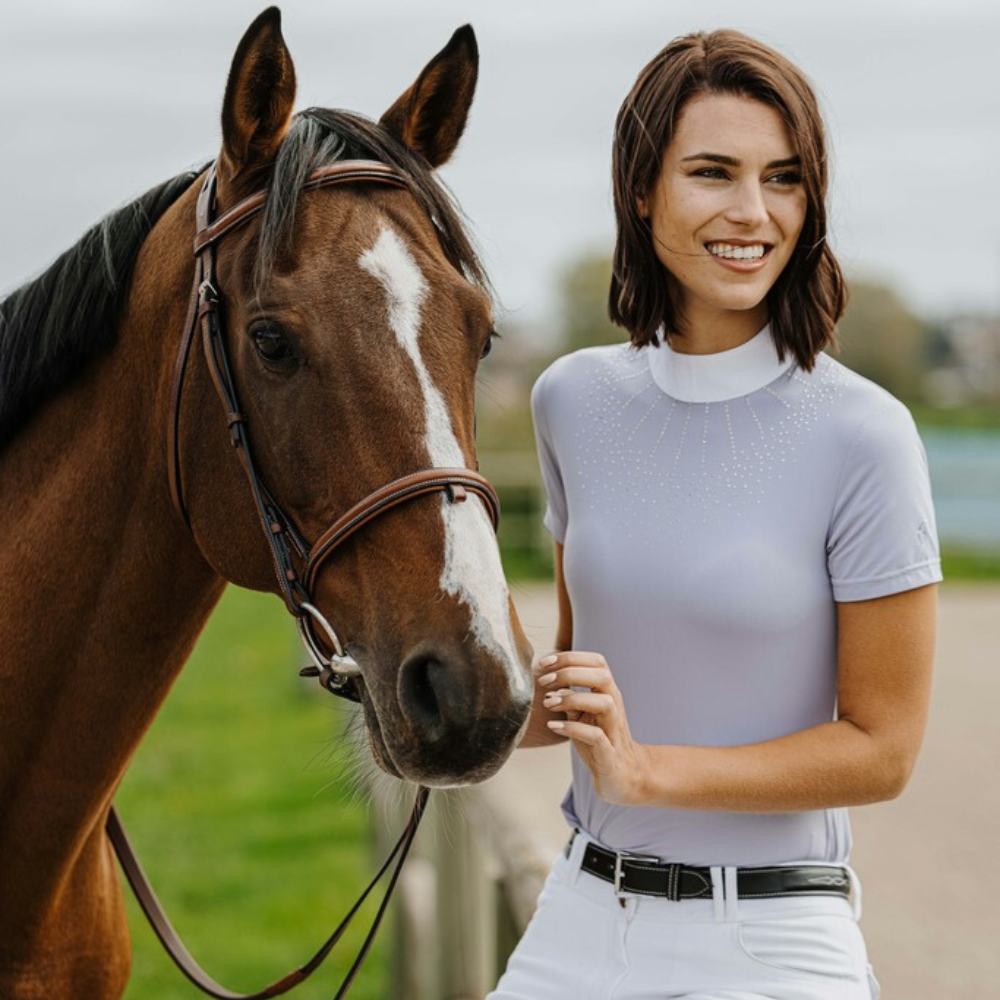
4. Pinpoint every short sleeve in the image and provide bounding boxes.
[530,366,568,544]
[826,401,944,601]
